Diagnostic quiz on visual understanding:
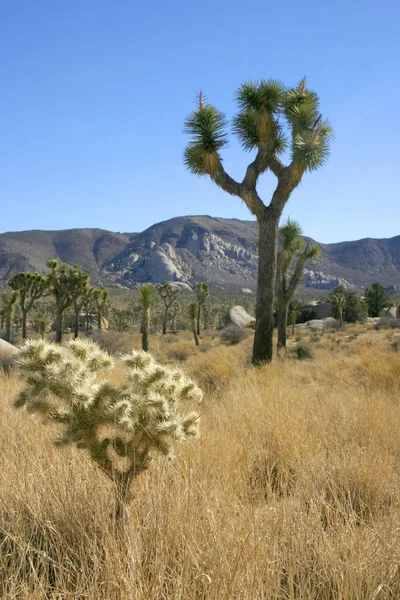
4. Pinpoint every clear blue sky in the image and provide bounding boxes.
[1,0,399,243]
